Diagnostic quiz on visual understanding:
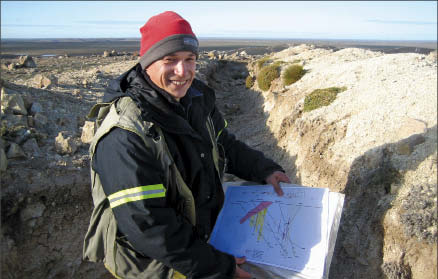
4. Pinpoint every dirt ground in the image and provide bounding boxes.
[1,43,436,279]
[0,51,285,278]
